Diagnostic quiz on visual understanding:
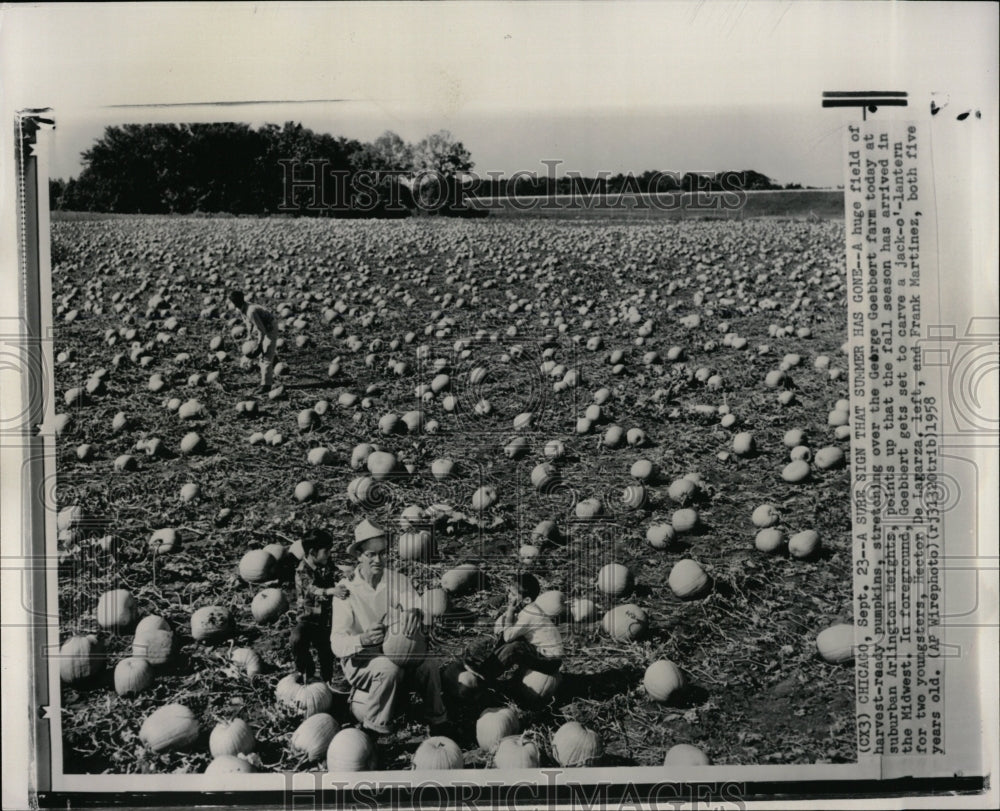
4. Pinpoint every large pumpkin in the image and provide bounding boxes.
[132,629,174,666]
[59,635,106,684]
[520,669,562,701]
[238,549,276,583]
[381,617,427,666]
[552,721,602,767]
[326,727,377,771]
[663,743,711,766]
[420,588,449,624]
[276,673,304,705]
[494,735,540,769]
[816,623,855,663]
[291,713,340,762]
[441,563,482,595]
[231,647,263,677]
[667,559,709,599]
[643,659,686,702]
[95,588,138,632]
[295,681,335,717]
[398,530,433,562]
[251,588,288,624]
[476,707,521,752]
[113,657,153,696]
[442,661,483,701]
[209,718,255,757]
[134,615,169,636]
[412,736,465,770]
[602,604,649,641]
[205,755,255,774]
[596,563,633,597]
[139,704,200,753]
[191,606,233,643]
